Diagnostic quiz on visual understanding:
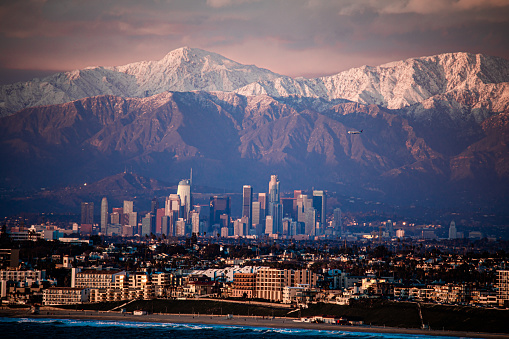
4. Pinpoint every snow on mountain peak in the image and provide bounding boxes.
[0,47,282,117]
[1,49,508,121]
